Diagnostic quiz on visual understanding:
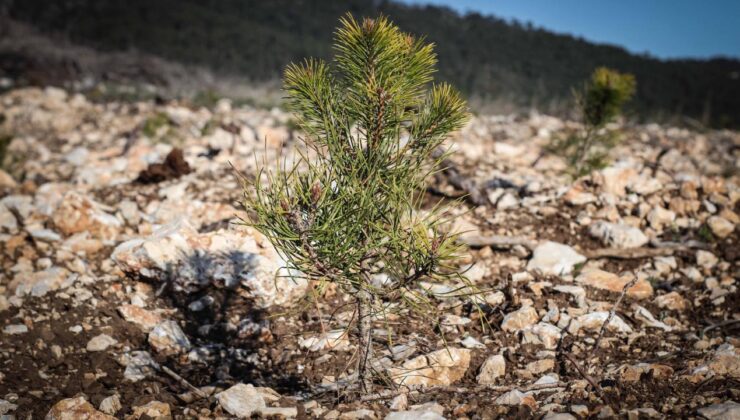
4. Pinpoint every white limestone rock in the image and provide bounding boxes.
[216,383,266,418]
[148,320,191,356]
[526,241,586,276]
[86,334,118,352]
[502,306,540,332]
[477,354,506,384]
[112,218,307,308]
[589,221,649,249]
